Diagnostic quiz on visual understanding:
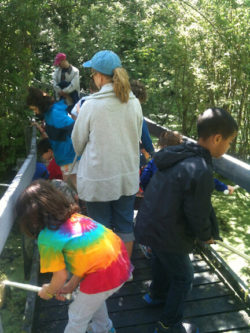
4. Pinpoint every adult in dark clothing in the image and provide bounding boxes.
[135,108,238,333]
